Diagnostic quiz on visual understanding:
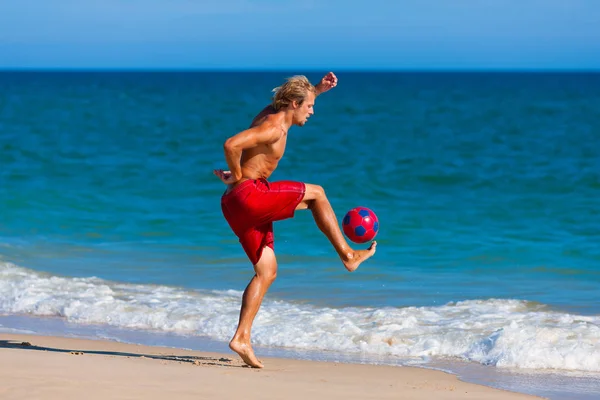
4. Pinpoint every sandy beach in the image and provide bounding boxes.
[0,333,543,400]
